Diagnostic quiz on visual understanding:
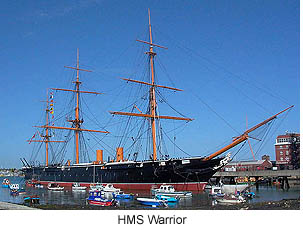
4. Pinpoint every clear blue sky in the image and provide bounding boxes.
[0,0,299,168]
